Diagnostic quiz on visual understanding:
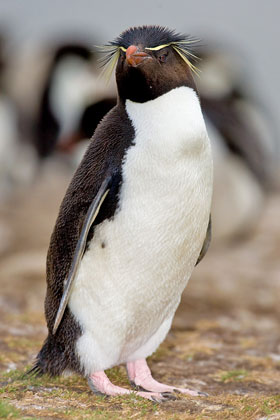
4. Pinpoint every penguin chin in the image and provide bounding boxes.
[116,52,196,104]
[117,60,157,103]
